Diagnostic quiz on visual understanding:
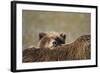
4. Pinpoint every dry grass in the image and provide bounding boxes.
[23,35,91,63]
